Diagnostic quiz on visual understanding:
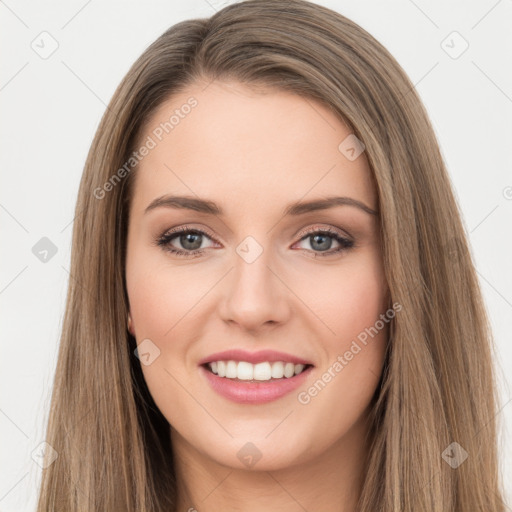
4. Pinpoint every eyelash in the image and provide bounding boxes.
[154,225,355,259]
